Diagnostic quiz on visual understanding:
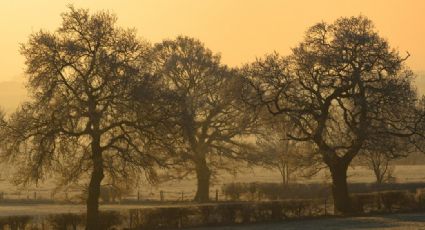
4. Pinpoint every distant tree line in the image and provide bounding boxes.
[1,6,425,229]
